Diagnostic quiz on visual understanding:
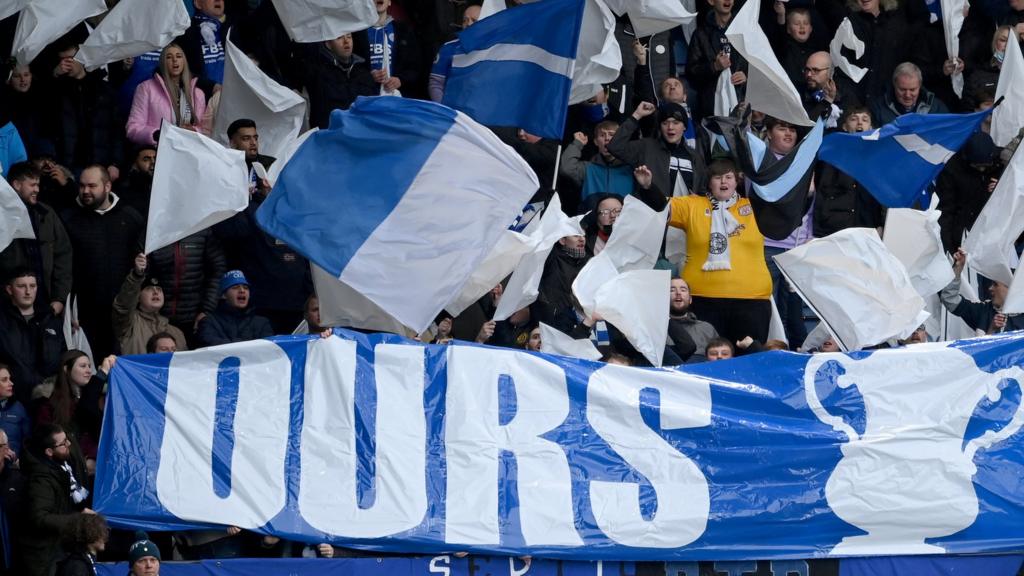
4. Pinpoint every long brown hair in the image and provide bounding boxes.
[51,350,89,429]
[157,42,196,126]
